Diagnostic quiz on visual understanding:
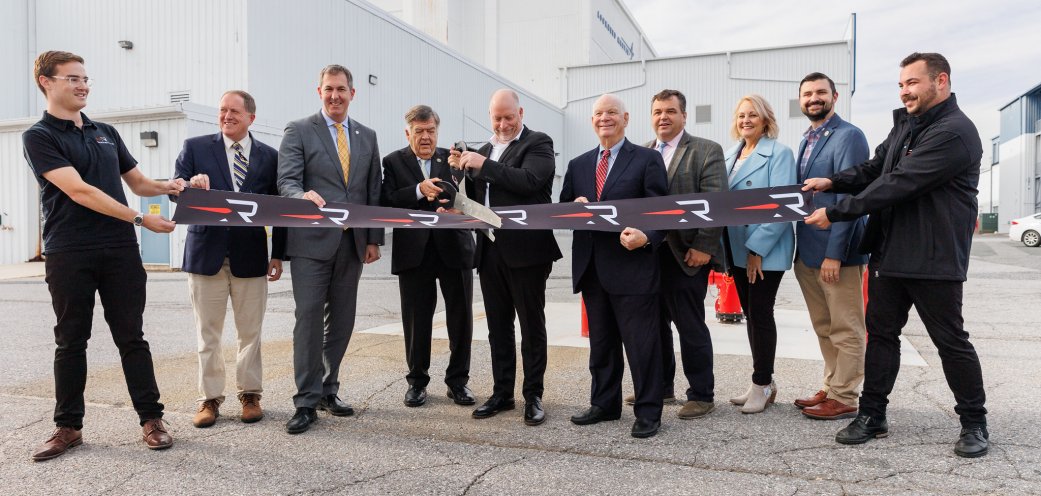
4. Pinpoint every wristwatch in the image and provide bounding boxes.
[132,212,144,227]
